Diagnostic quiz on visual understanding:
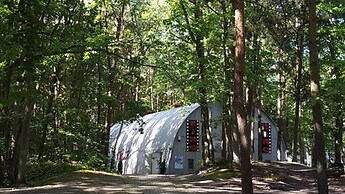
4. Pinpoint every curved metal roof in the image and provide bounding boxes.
[109,103,200,173]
